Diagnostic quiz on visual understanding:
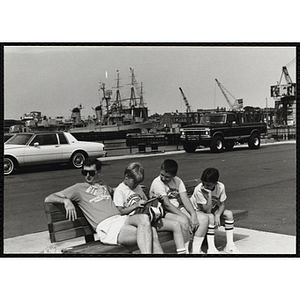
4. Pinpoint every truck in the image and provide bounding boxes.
[180,112,267,153]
